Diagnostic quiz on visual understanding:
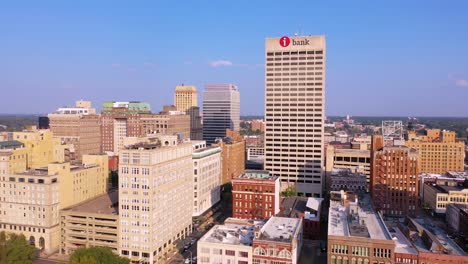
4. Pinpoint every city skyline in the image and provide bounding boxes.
[1,1,468,116]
